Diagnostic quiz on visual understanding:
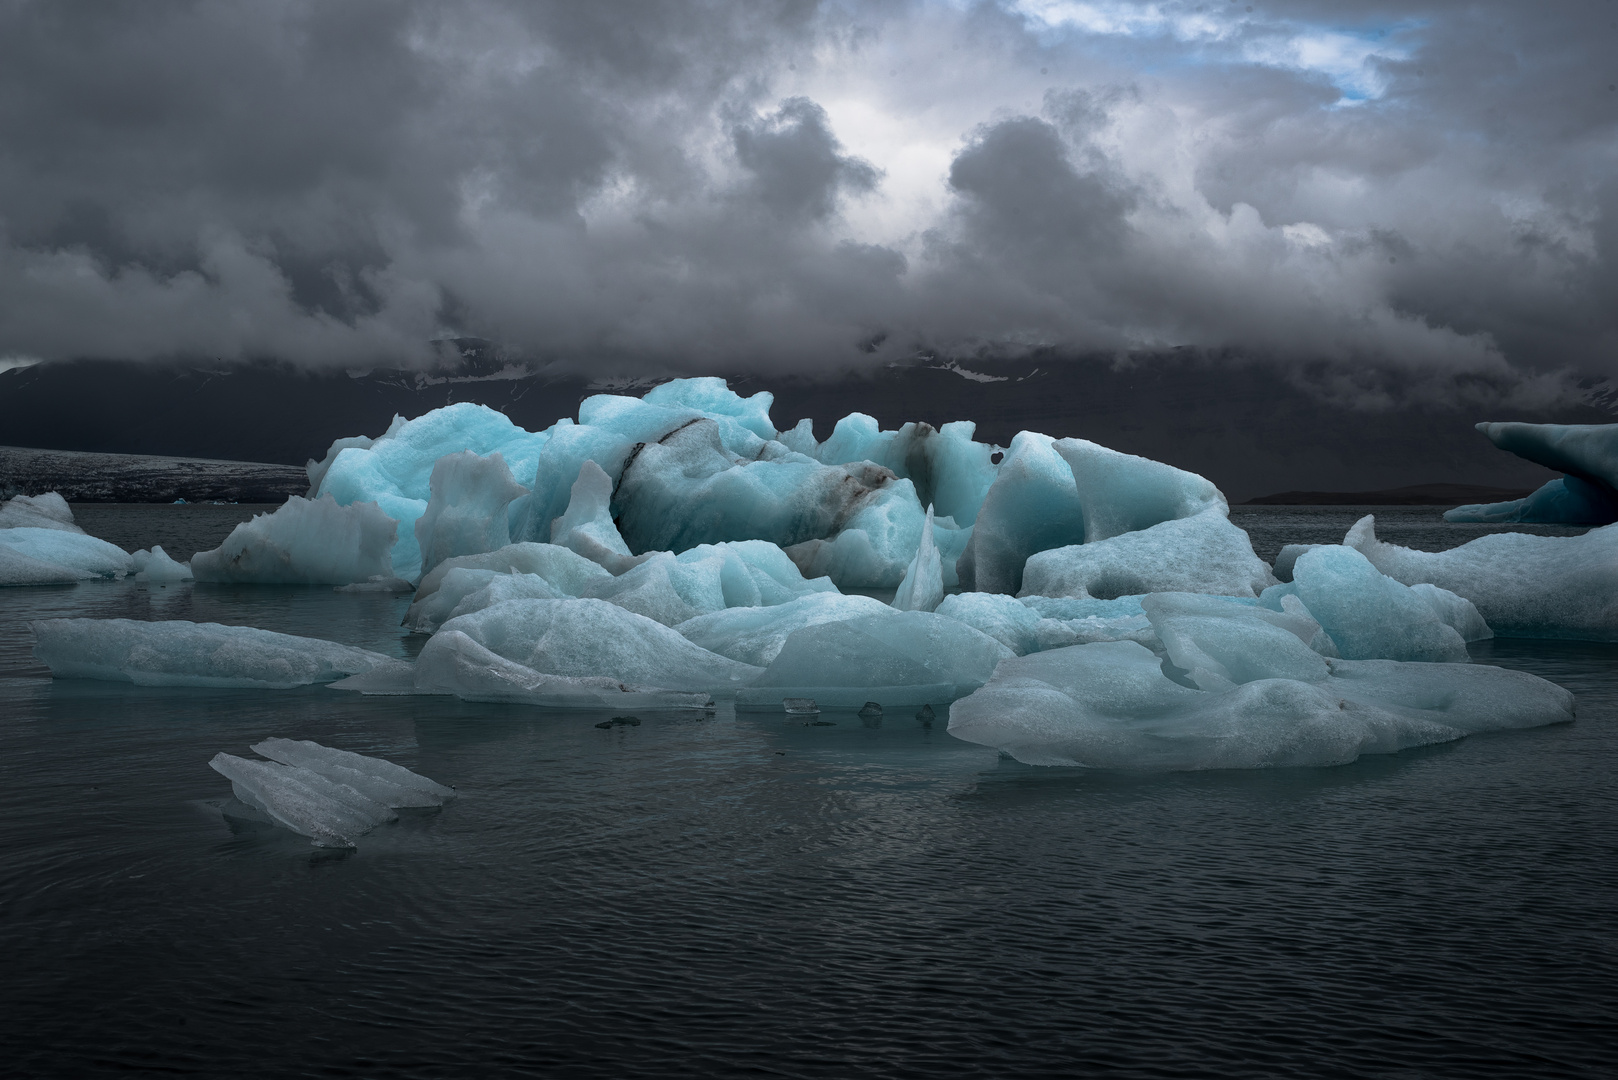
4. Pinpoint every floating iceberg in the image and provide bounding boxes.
[949,640,1574,771]
[32,618,408,688]
[1445,422,1618,525]
[191,495,397,585]
[737,610,1012,710]
[0,526,134,581]
[1284,545,1471,663]
[1344,515,1618,641]
[211,739,453,848]
[439,598,762,694]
